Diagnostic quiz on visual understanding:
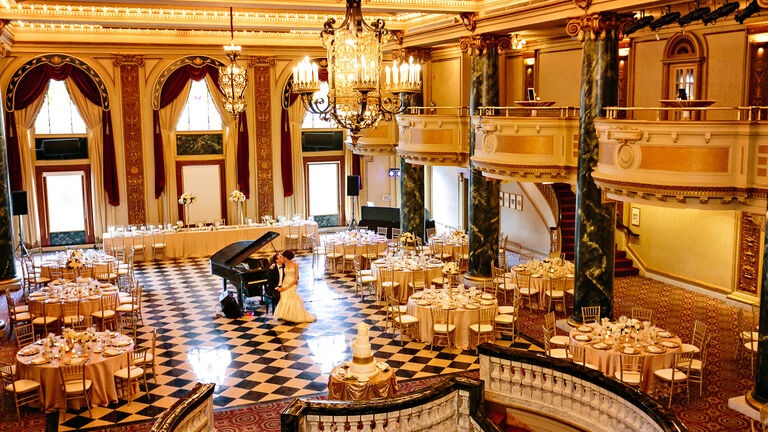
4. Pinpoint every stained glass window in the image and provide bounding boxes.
[34,80,87,135]
[176,79,223,132]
